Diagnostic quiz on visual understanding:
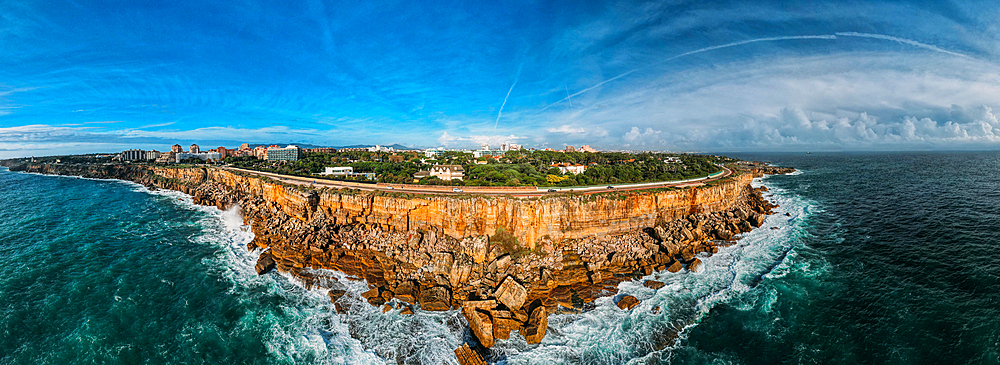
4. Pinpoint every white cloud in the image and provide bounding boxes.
[546,125,587,134]
[622,126,662,145]
[536,51,1000,150]
[436,131,525,148]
